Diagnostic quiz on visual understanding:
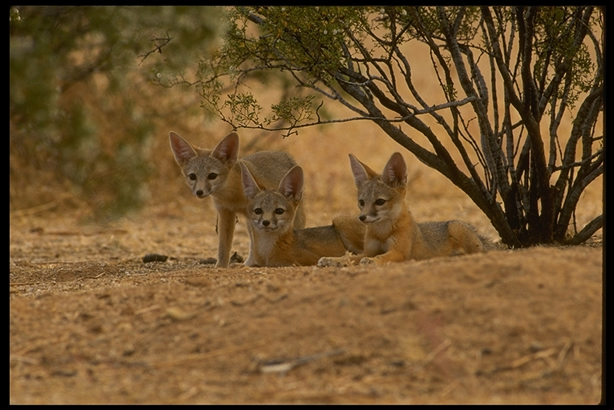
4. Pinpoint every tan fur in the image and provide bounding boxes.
[318,152,484,267]
[169,131,306,268]
[241,163,364,267]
